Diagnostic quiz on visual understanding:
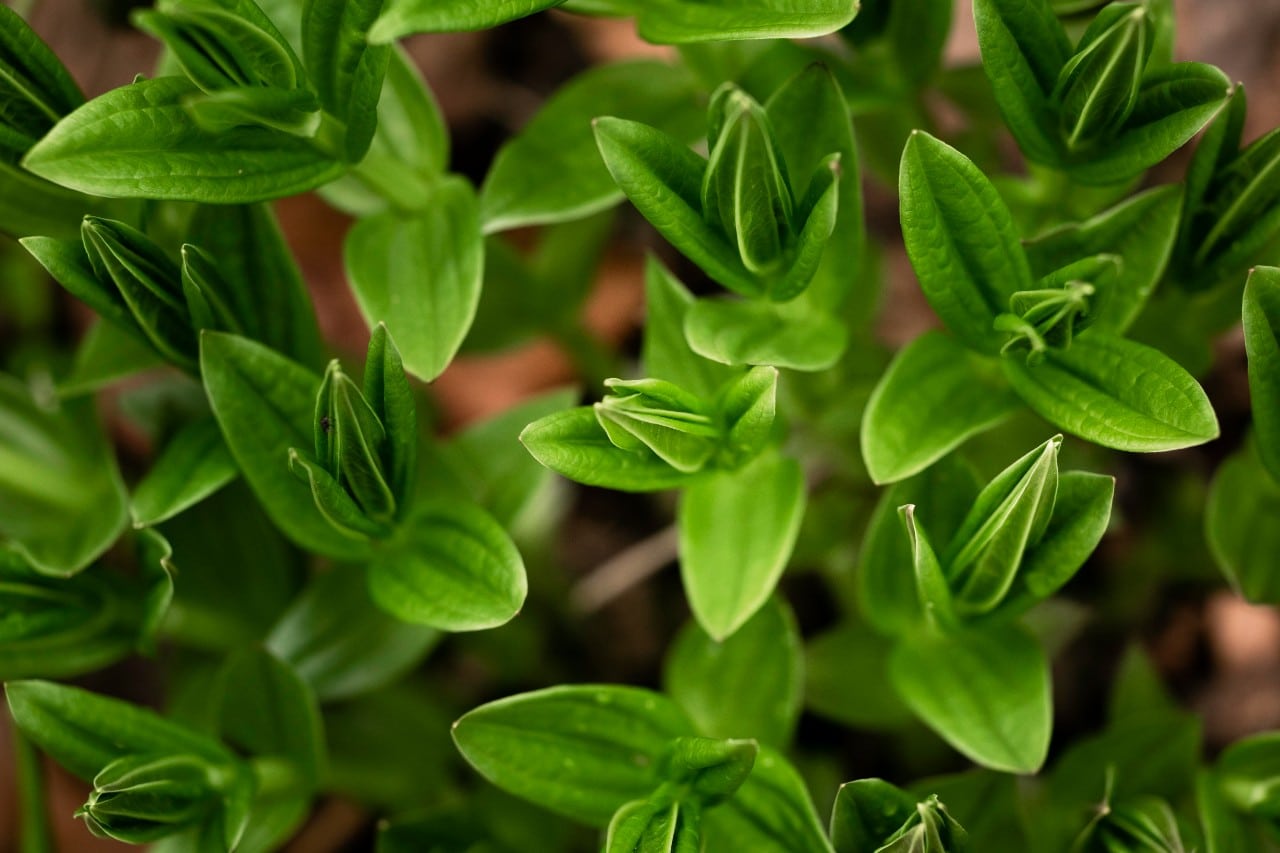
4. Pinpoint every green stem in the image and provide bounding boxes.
[13,726,54,853]
[348,147,436,215]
